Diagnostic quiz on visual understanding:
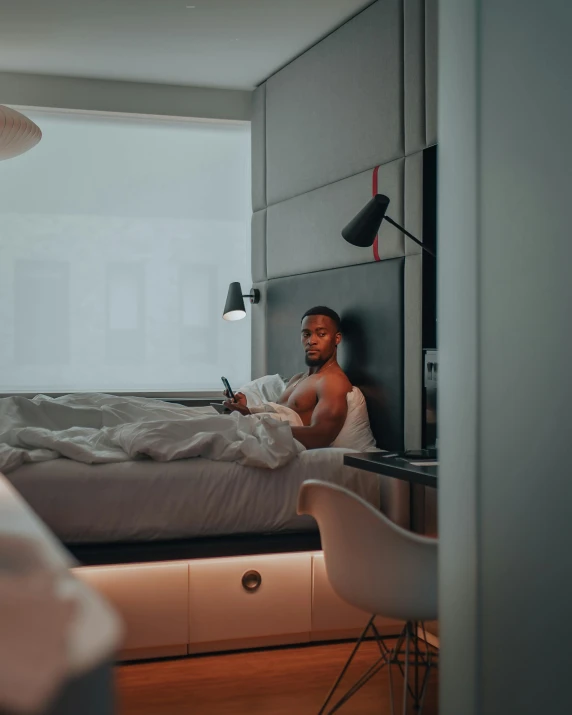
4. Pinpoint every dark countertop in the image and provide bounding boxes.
[344,452,438,489]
